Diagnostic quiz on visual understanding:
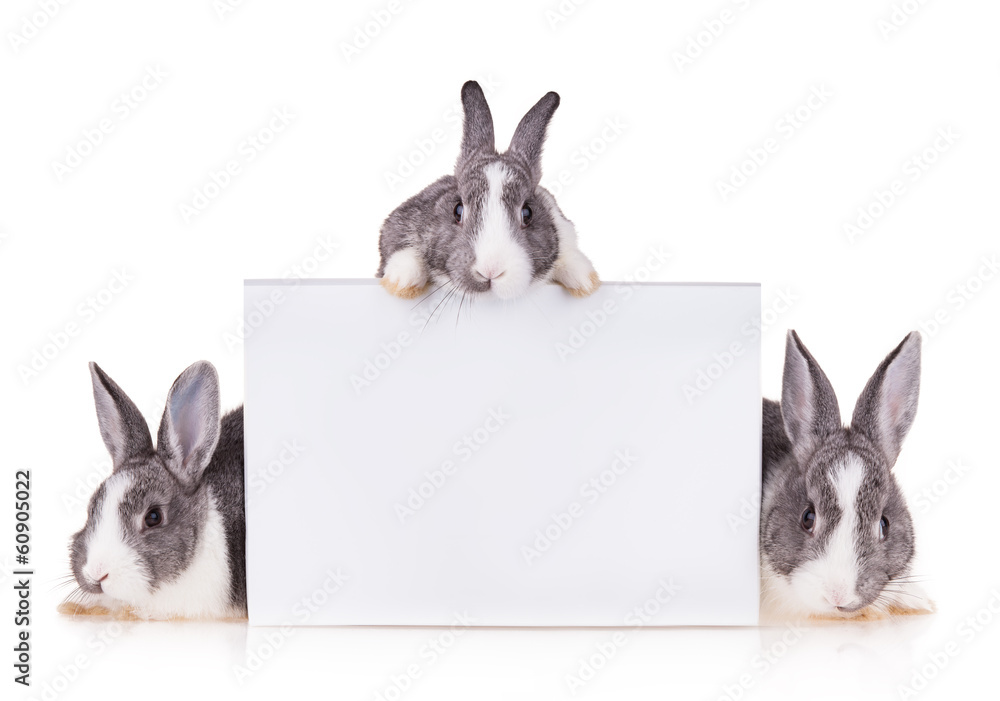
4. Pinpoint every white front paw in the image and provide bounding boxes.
[381,248,429,299]
[552,252,600,298]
